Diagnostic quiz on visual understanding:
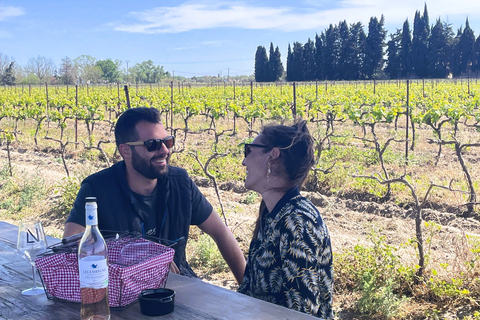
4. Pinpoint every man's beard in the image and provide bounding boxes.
[131,147,169,179]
